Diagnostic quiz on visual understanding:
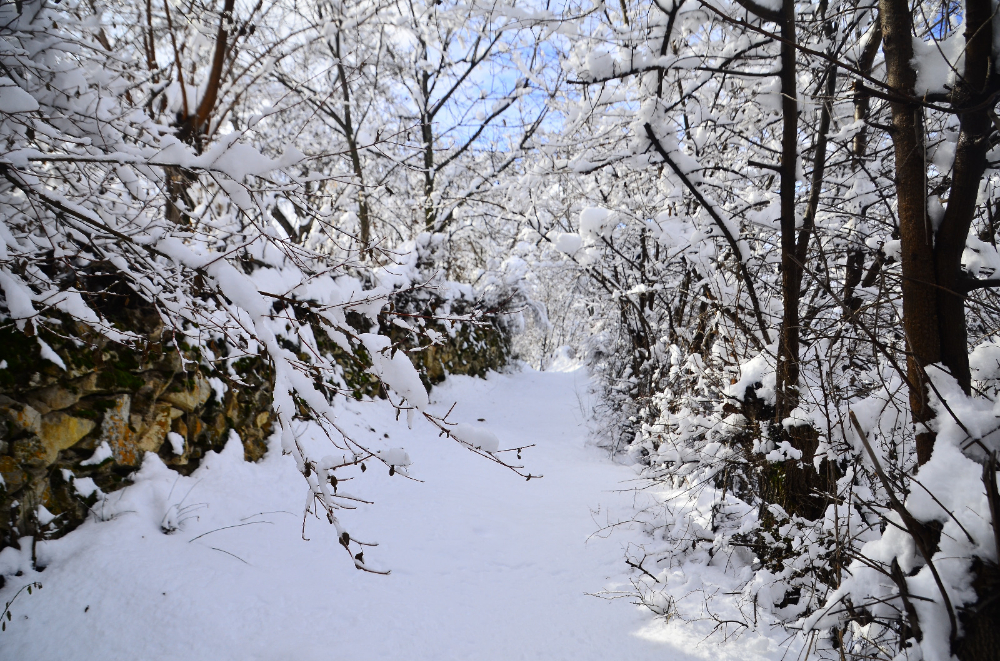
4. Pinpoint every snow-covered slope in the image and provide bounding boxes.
[0,367,783,661]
